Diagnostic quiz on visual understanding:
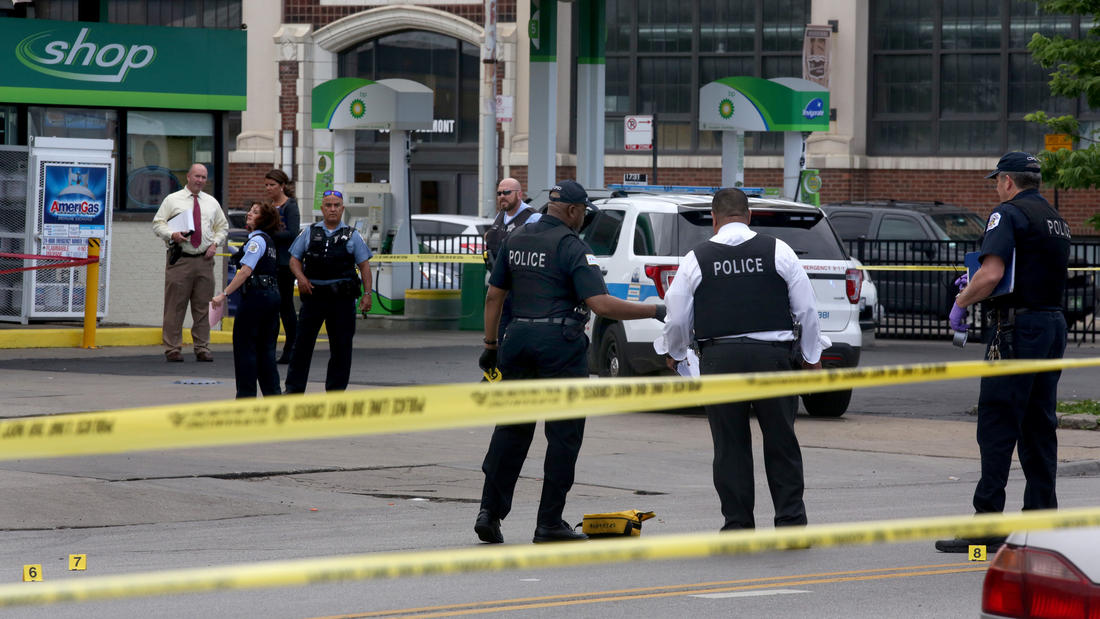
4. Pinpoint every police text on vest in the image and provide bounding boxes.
[713,257,765,276]
[510,250,547,267]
